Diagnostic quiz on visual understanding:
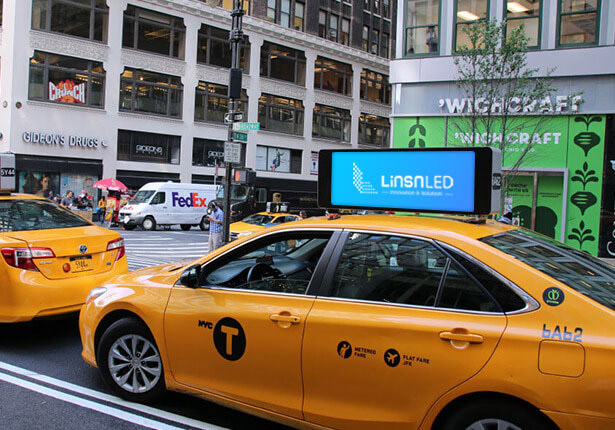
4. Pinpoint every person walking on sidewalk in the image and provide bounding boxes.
[208,202,224,252]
